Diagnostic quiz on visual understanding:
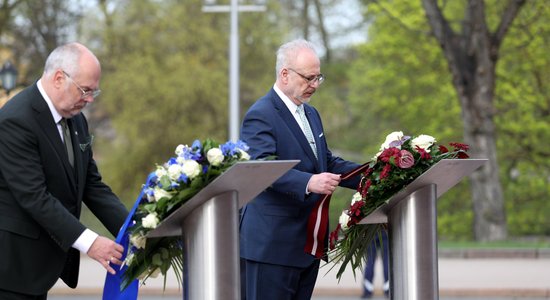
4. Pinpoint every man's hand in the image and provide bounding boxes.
[308,172,341,195]
[87,236,124,275]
